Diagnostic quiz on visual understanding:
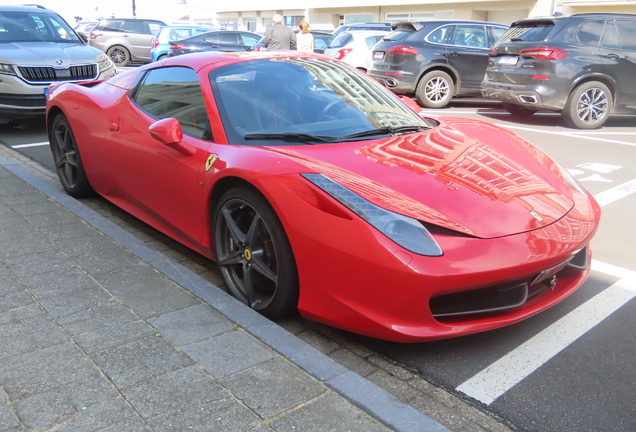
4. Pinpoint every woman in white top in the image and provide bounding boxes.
[296,20,314,53]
